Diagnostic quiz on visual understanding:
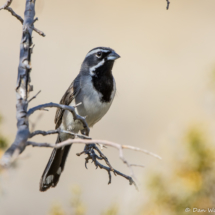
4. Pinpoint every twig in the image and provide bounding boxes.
[5,7,23,24]
[31,26,46,37]
[166,0,170,10]
[28,90,41,103]
[24,138,161,188]
[73,102,82,108]
[26,138,161,159]
[27,102,90,135]
[130,164,145,168]
[30,128,91,140]
[25,139,161,159]
[2,101,89,165]
[122,145,161,160]
[0,0,12,10]
[1,6,46,37]
[33,17,38,24]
